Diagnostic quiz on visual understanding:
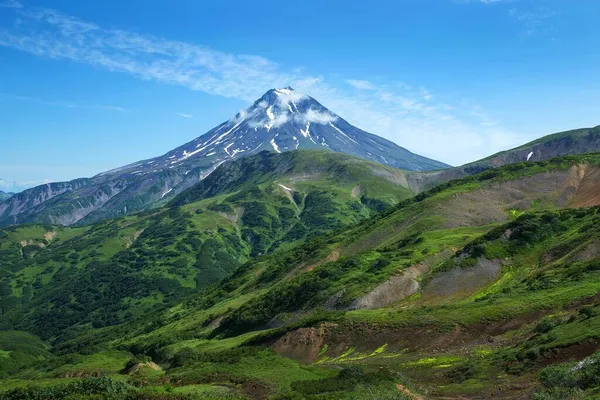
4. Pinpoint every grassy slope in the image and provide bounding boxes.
[3,153,600,399]
[0,150,413,342]
[121,154,600,398]
[191,154,600,335]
